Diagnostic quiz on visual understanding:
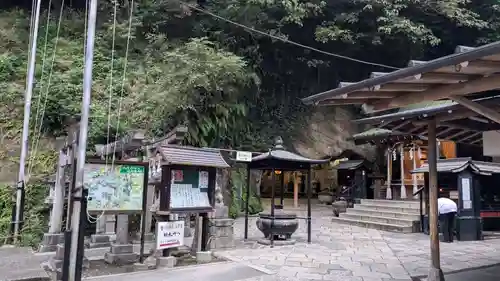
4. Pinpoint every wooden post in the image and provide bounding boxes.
[293,172,299,208]
[412,145,419,199]
[400,145,407,199]
[427,119,444,281]
[386,148,392,200]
